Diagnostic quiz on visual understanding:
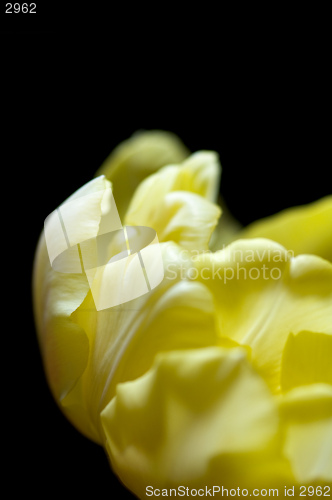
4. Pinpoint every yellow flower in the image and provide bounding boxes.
[33,131,332,498]
[33,132,220,442]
